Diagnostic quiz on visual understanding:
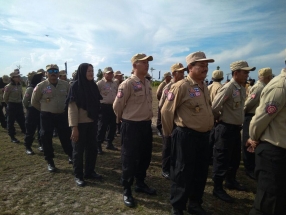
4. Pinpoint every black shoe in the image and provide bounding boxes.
[246,170,256,180]
[188,203,208,215]
[68,157,73,164]
[26,147,35,155]
[38,146,44,152]
[75,178,85,187]
[171,207,184,215]
[162,171,170,180]
[106,143,118,151]
[213,187,234,203]
[135,181,157,195]
[11,137,20,143]
[98,144,103,155]
[225,180,246,191]
[84,172,102,180]
[47,160,56,172]
[123,188,135,207]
